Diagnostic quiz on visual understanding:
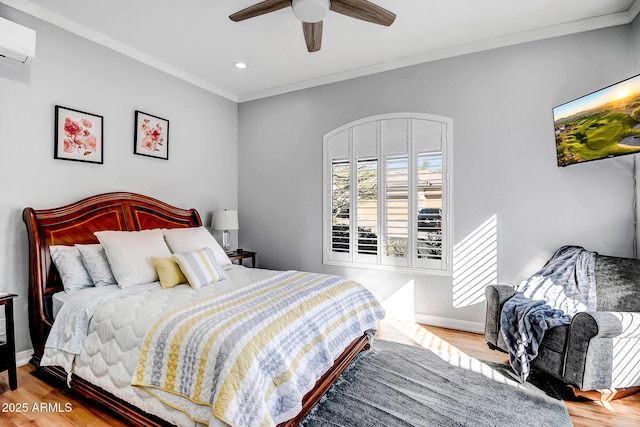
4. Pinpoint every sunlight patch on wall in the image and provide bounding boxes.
[382,280,415,321]
[452,215,498,308]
